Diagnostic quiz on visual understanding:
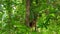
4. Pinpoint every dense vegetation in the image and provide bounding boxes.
[0,0,60,34]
